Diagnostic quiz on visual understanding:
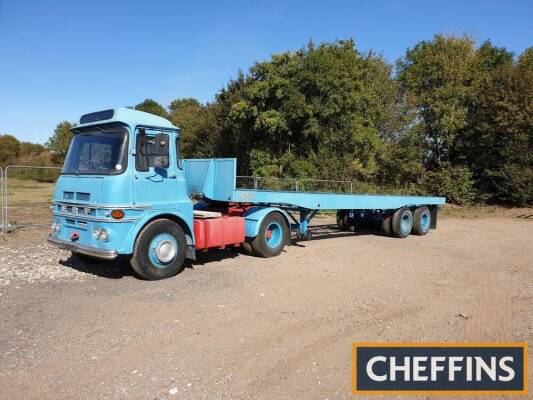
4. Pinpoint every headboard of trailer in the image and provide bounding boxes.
[183,158,236,201]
